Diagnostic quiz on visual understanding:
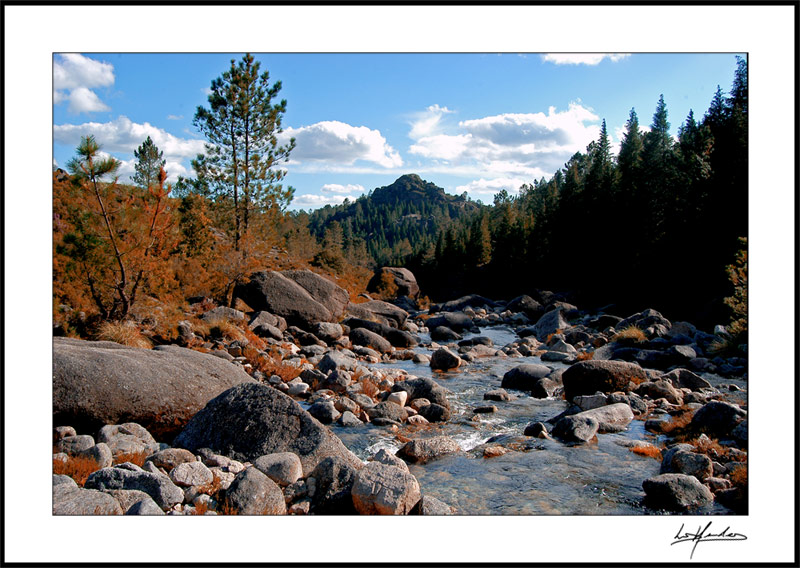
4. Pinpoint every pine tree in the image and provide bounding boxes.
[193,54,295,251]
[132,136,166,190]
